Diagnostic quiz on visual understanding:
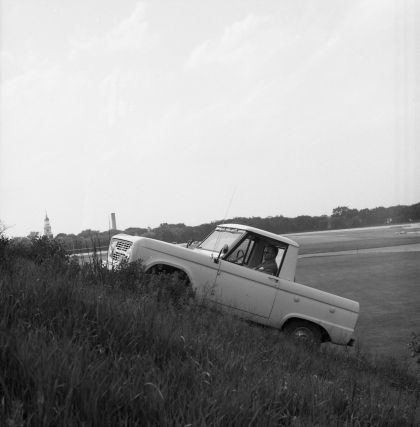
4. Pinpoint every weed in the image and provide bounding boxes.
[408,333,420,363]
[0,251,419,426]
